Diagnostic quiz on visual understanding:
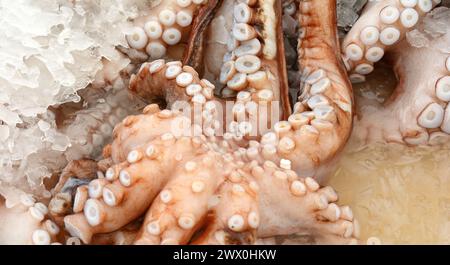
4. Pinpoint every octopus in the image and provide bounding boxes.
[0,0,448,245]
